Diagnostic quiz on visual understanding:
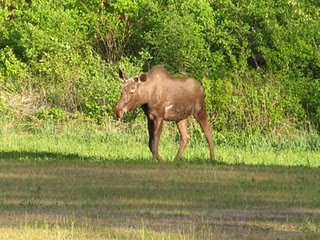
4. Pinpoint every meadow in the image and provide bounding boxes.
[1,1,320,238]
[0,119,319,239]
